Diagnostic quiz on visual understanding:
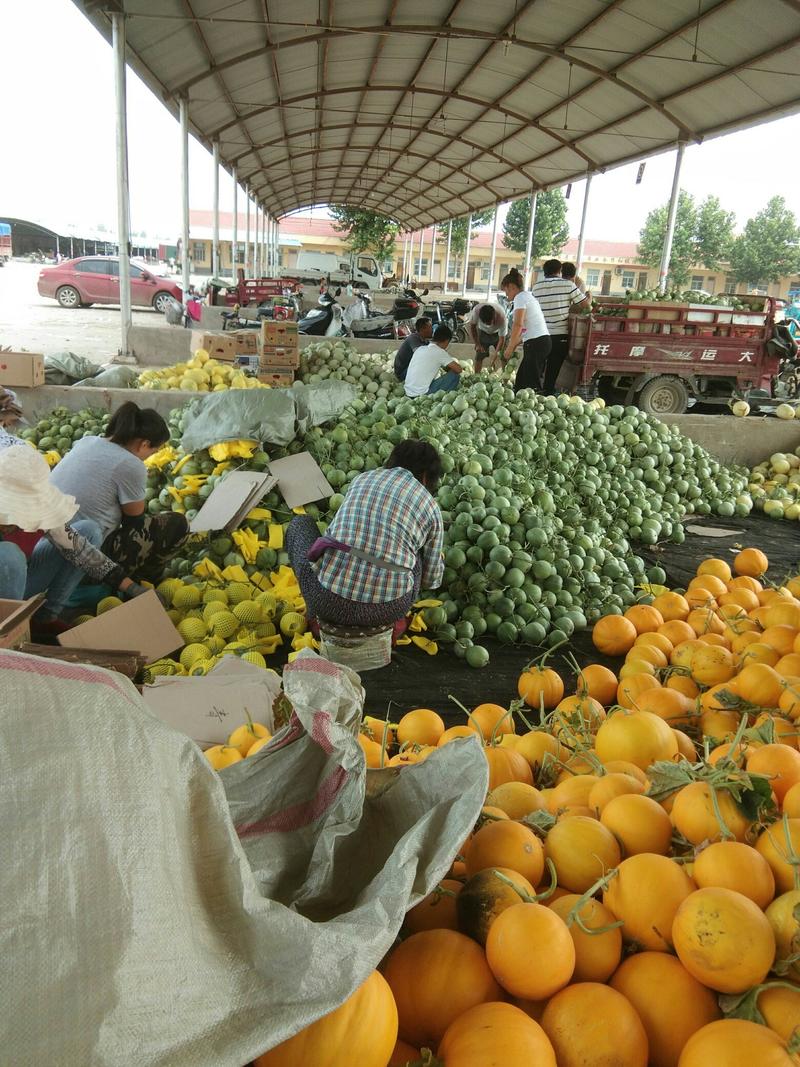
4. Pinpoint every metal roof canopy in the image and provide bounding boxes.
[75,0,800,227]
